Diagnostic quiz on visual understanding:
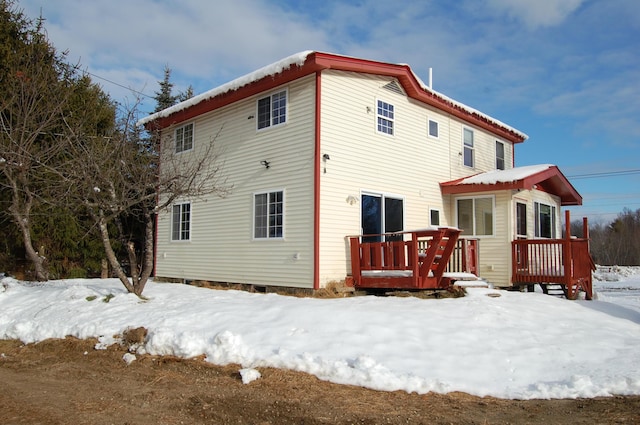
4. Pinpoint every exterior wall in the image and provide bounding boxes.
[316,70,515,285]
[155,75,317,288]
[445,189,562,287]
